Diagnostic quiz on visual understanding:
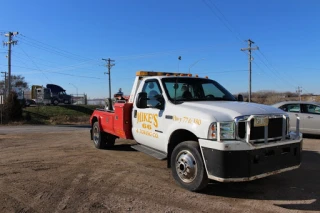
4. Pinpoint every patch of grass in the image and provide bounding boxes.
[23,105,101,125]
